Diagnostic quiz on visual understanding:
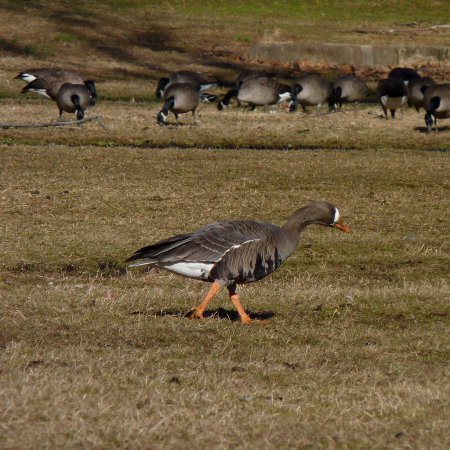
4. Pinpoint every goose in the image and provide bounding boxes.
[155,71,217,100]
[157,82,214,126]
[126,201,350,324]
[407,76,436,112]
[388,67,420,83]
[332,75,368,108]
[290,74,335,113]
[55,83,91,120]
[377,78,408,119]
[423,83,450,132]
[17,68,97,105]
[217,75,290,111]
